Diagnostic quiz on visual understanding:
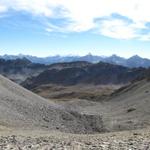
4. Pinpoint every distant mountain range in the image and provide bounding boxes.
[1,53,150,68]
[0,57,148,88]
